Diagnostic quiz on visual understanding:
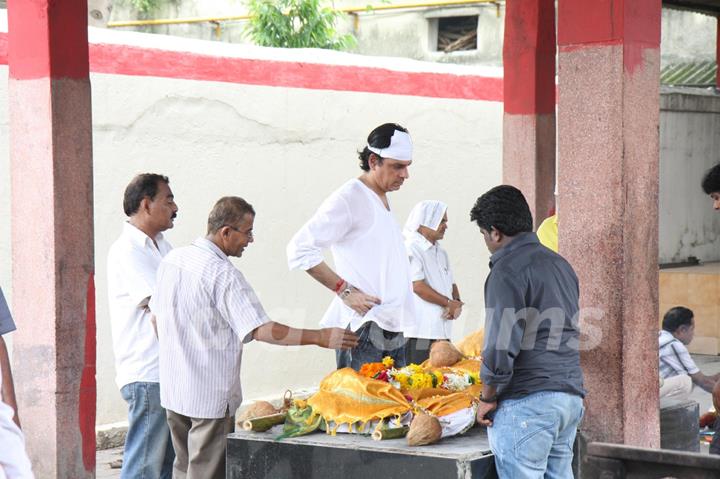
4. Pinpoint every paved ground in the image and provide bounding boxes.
[94,354,720,475]
[689,354,720,413]
[96,447,123,479]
